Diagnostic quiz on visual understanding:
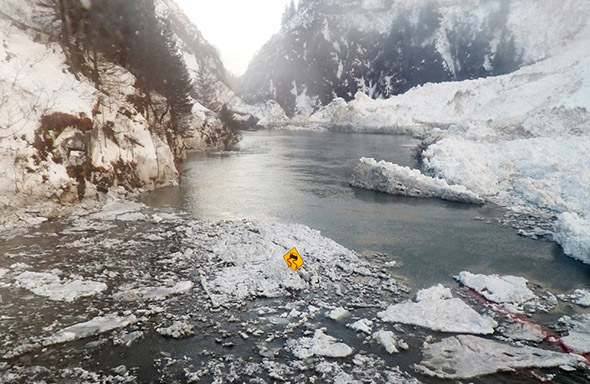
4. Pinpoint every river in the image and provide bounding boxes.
[1,130,589,383]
